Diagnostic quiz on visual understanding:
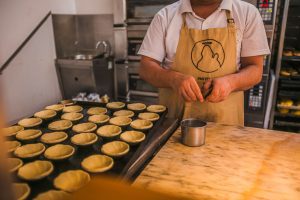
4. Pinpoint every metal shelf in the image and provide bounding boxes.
[275,112,300,118]
[274,120,300,128]
[282,56,300,61]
